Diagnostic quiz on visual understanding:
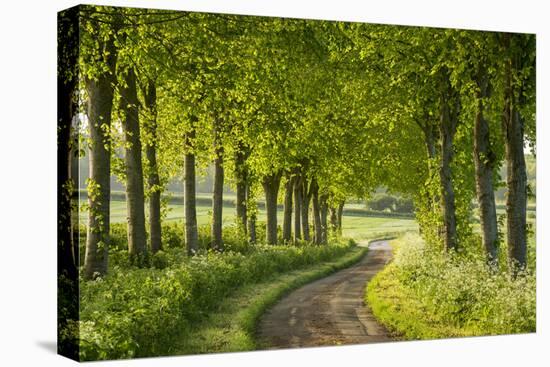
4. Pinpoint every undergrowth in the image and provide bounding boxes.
[76,228,356,361]
[367,233,536,340]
